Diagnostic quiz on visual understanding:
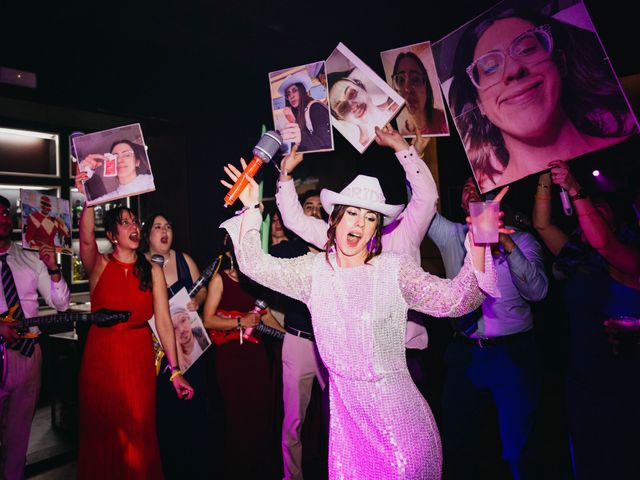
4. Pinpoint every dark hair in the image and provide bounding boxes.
[104,206,152,291]
[449,8,638,188]
[284,82,314,127]
[140,211,171,253]
[326,69,367,121]
[0,195,10,210]
[301,189,321,205]
[392,51,435,124]
[324,205,383,266]
[110,139,150,175]
[221,233,238,271]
